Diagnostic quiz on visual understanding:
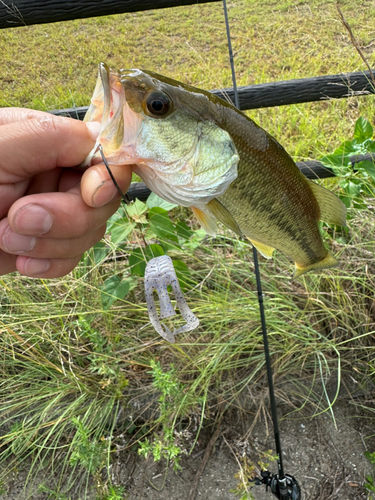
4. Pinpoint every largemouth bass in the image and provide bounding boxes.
[83,63,346,278]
